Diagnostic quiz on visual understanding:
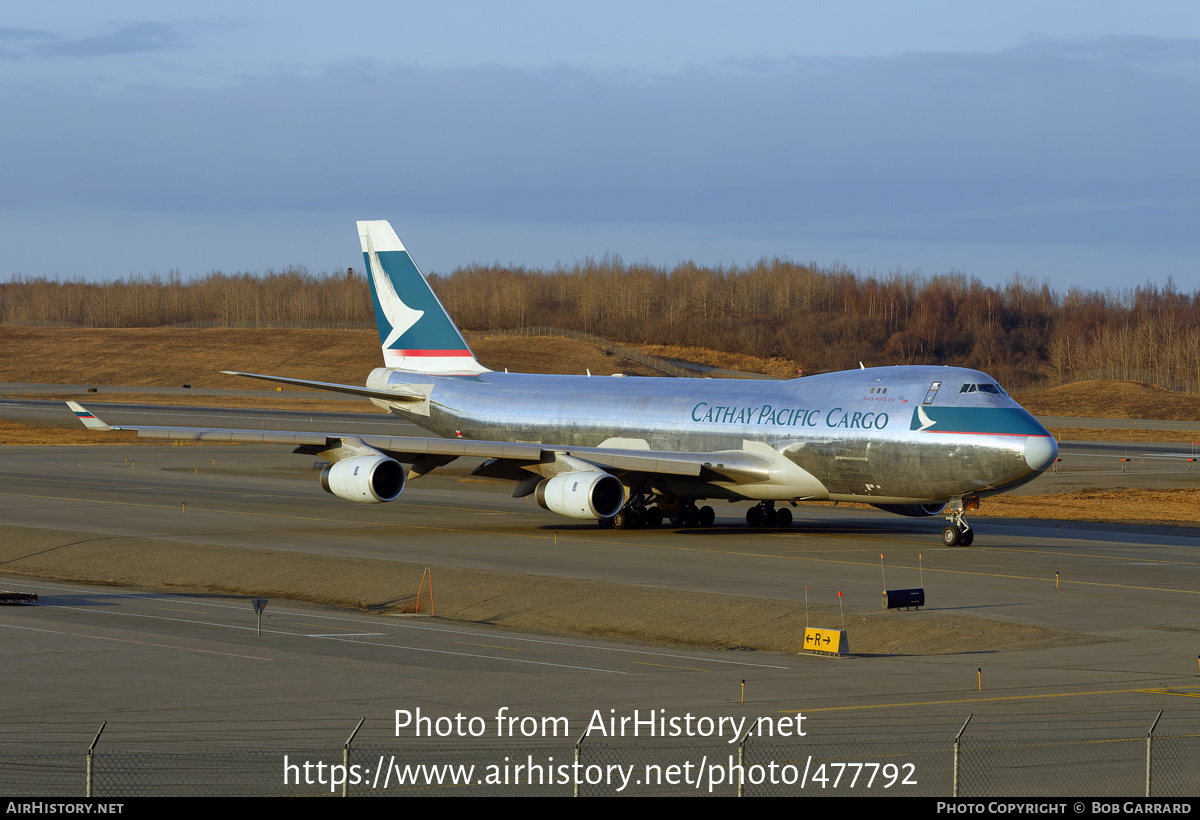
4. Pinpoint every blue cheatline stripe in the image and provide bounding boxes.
[365,250,470,353]
[910,407,1048,436]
